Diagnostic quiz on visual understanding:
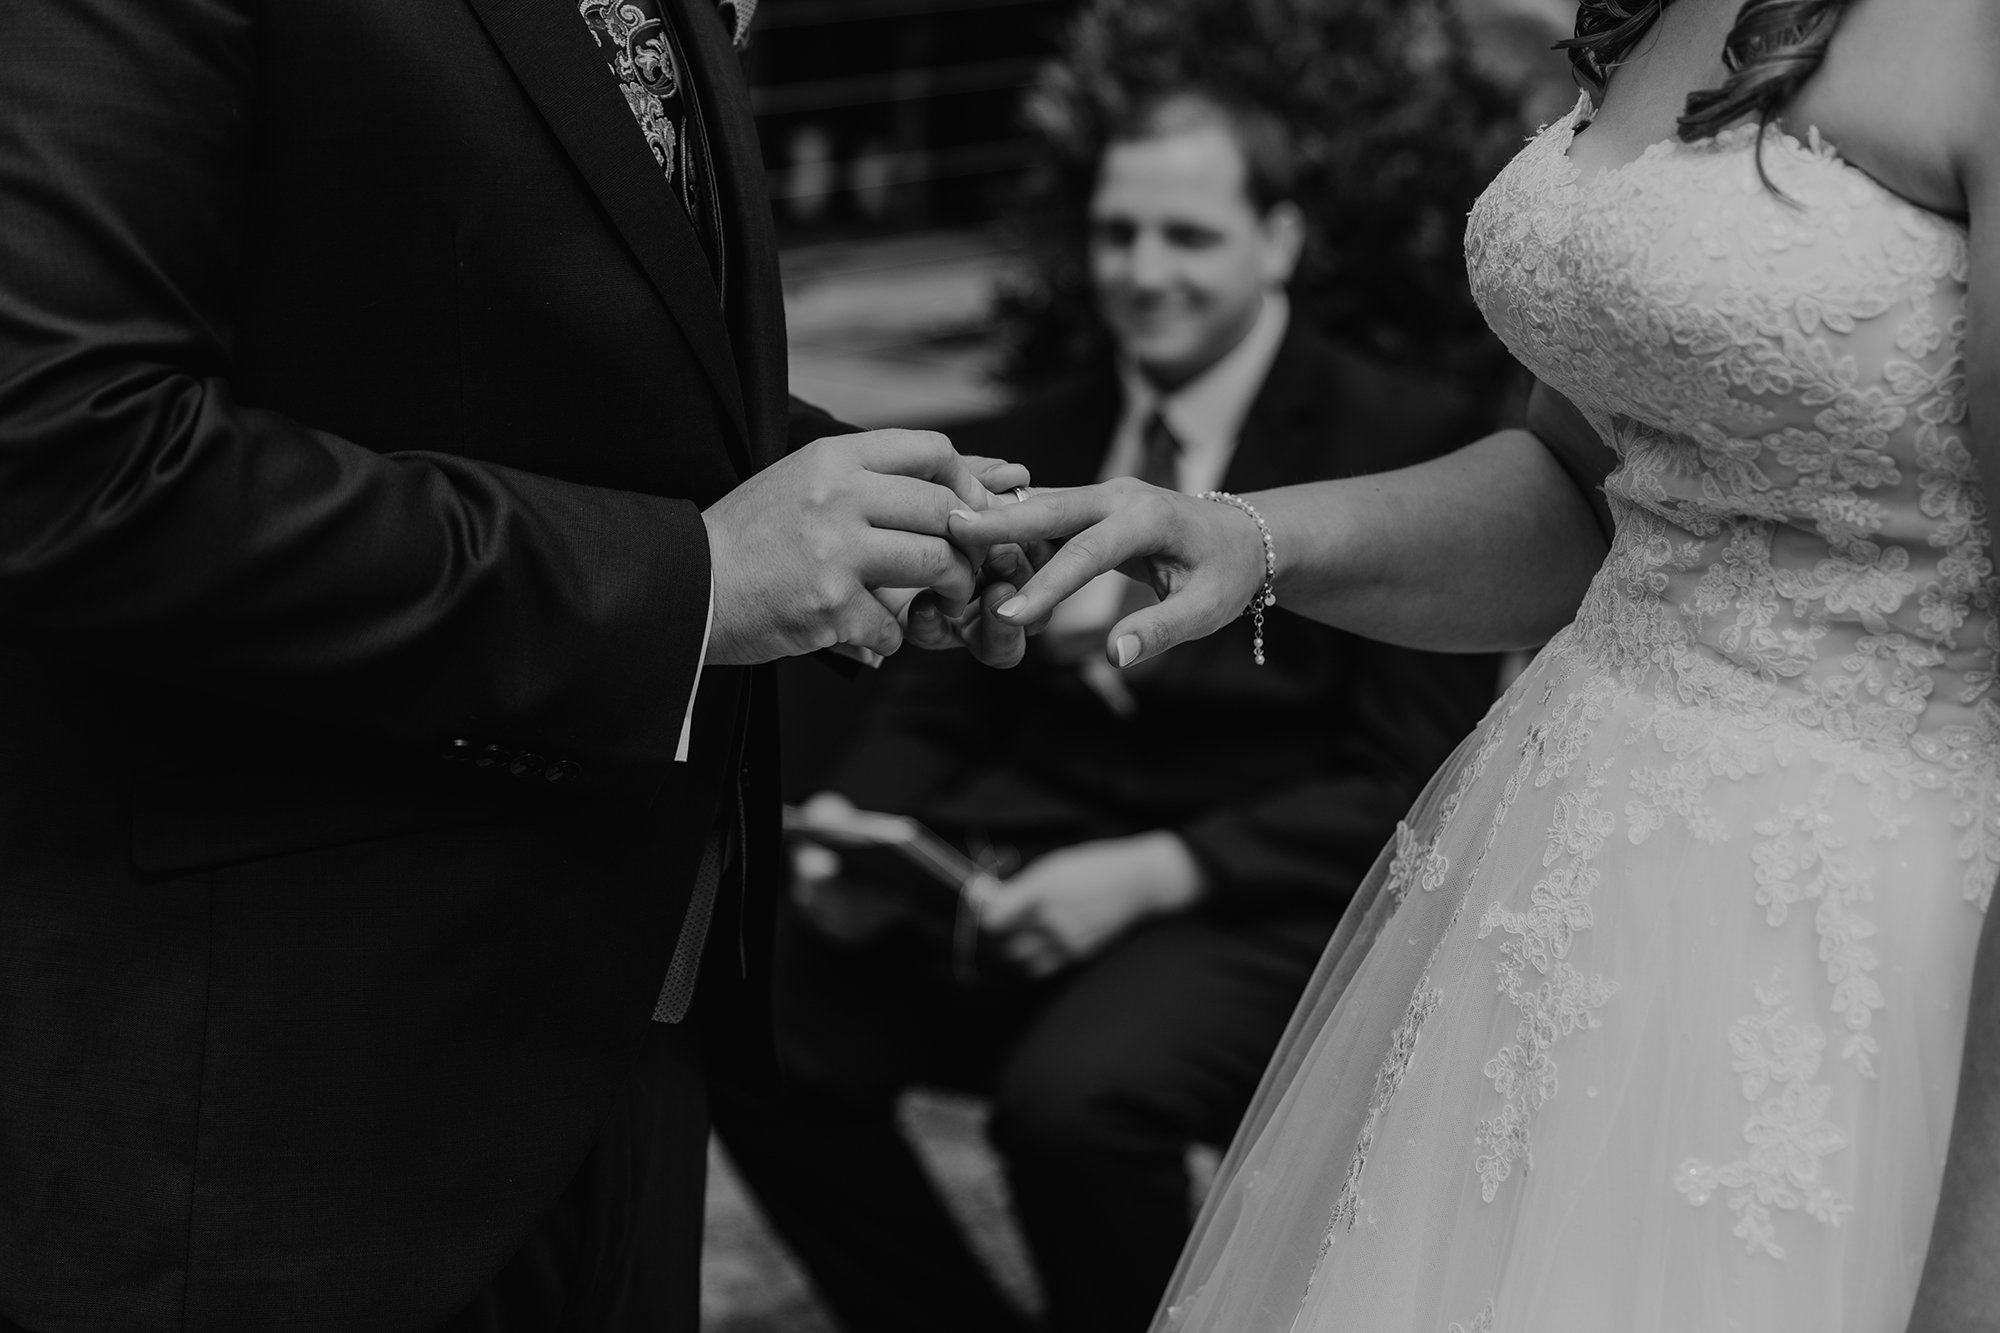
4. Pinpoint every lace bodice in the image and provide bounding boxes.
[1466,95,1996,777]
[1159,94,1997,1333]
